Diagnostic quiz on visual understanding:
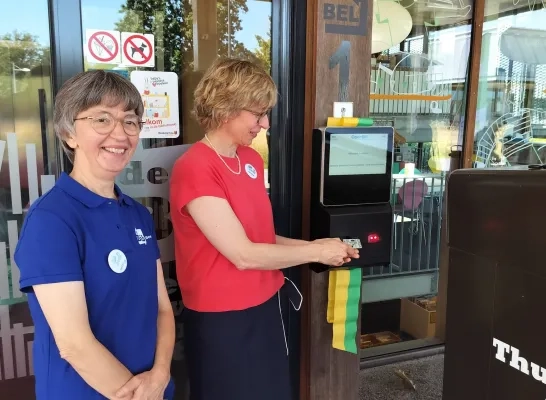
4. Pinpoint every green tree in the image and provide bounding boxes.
[253,35,270,73]
[0,31,48,98]
[252,14,271,73]
[114,0,258,73]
